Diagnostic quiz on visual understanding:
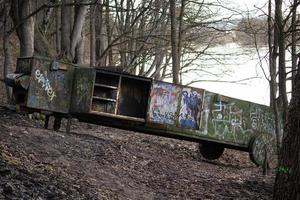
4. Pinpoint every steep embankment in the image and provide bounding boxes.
[0,107,274,199]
